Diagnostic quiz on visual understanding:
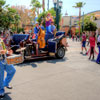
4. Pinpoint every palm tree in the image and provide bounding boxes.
[31,0,42,16]
[42,0,45,11]
[31,0,37,4]
[73,2,85,36]
[34,1,41,16]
